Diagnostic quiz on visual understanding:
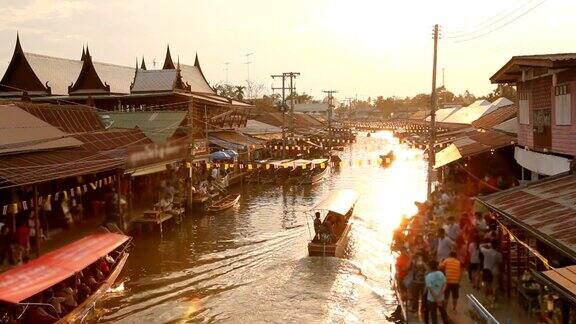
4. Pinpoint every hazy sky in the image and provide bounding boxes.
[0,0,573,101]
